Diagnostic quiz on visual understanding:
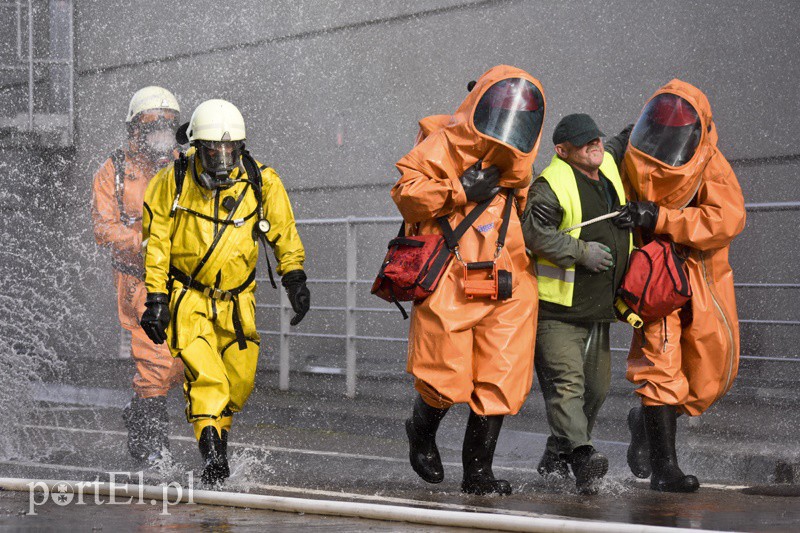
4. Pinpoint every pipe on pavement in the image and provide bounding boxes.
[0,477,723,533]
